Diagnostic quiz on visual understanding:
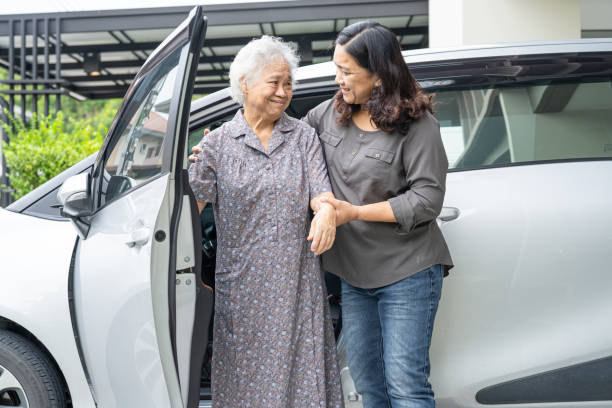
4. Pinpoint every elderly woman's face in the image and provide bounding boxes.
[243,59,292,120]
